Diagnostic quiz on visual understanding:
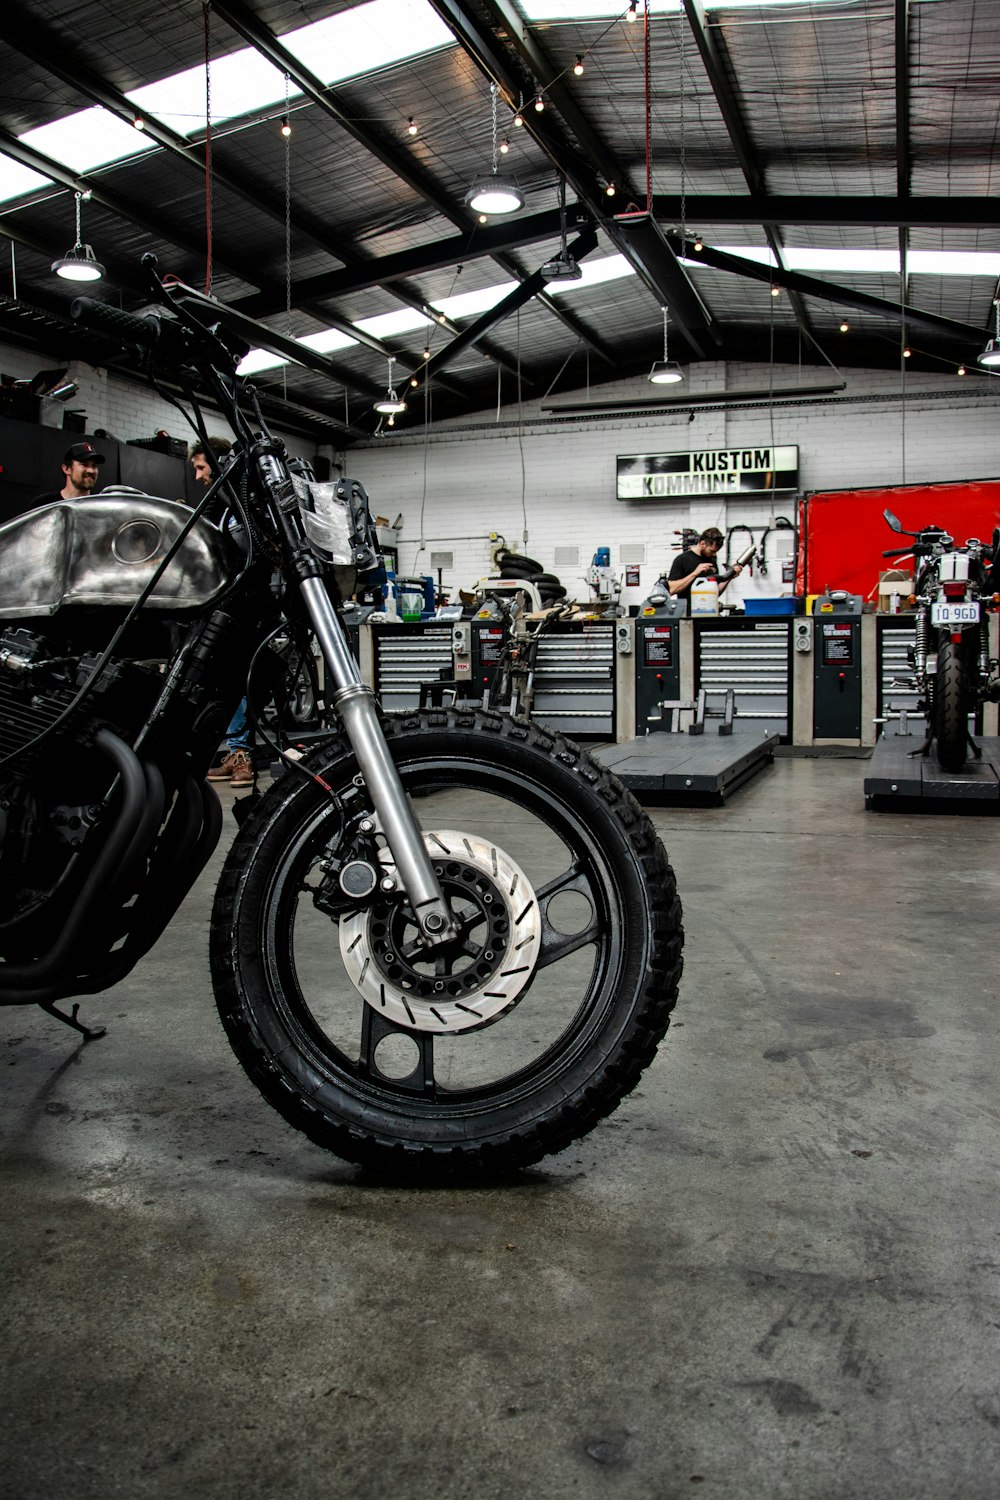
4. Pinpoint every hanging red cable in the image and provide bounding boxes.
[203,1,214,295]
[643,0,652,215]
